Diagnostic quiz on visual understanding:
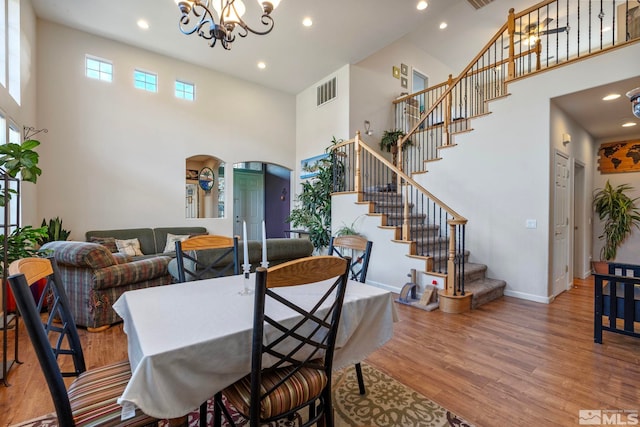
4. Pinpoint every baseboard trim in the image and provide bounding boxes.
[503,289,551,304]
[366,280,402,295]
